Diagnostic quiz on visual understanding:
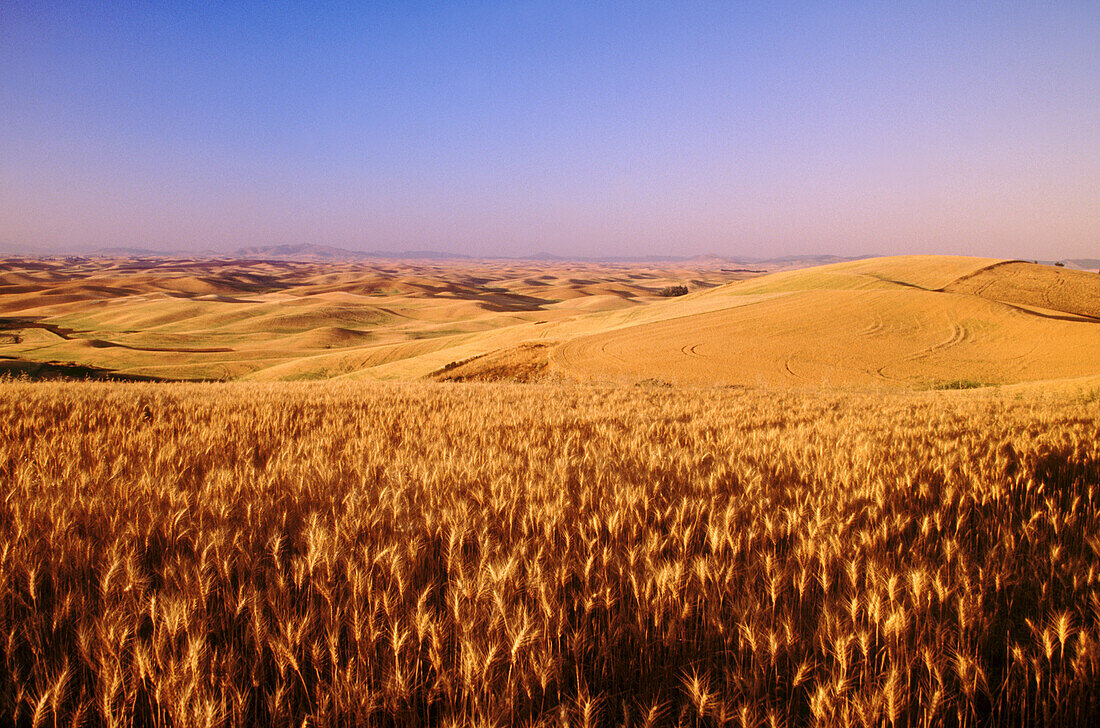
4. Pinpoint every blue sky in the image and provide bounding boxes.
[1,1,1097,258]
